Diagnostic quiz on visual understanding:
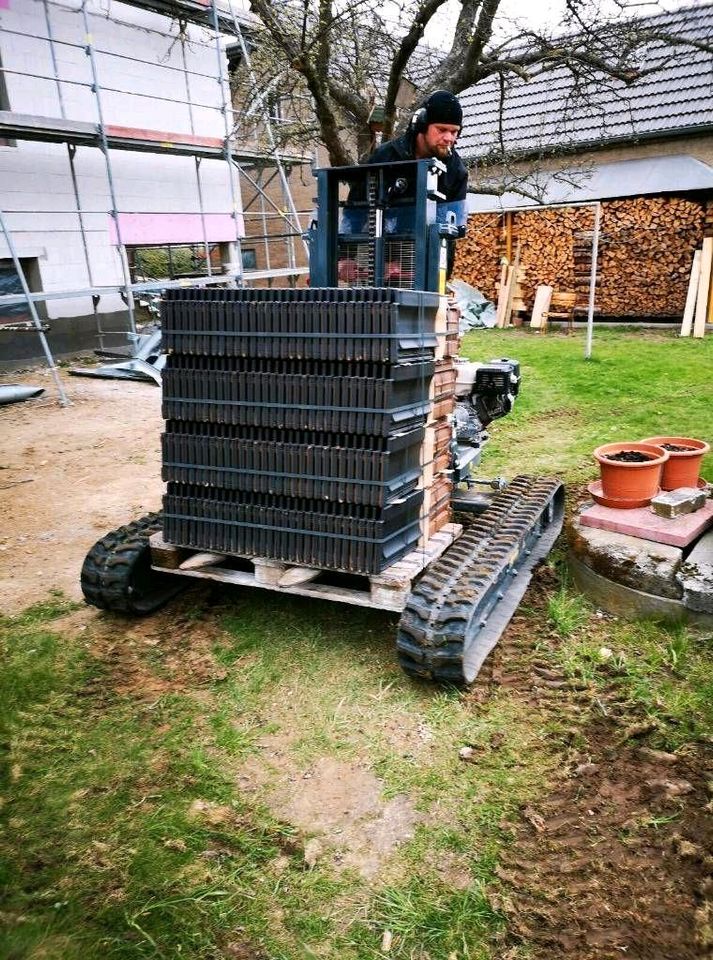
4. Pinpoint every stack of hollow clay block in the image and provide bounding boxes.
[160,286,444,575]
[419,298,460,545]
